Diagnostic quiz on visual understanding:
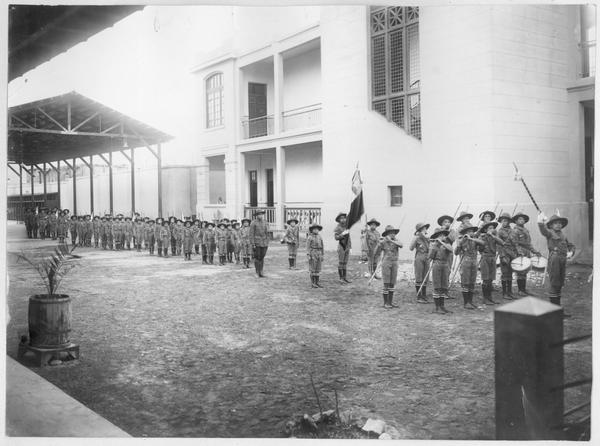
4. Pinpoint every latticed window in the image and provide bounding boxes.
[206,73,224,128]
[370,6,421,139]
